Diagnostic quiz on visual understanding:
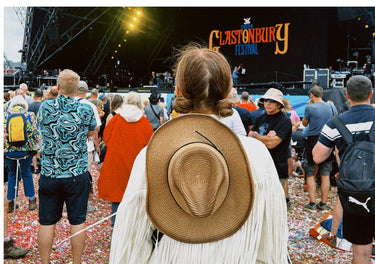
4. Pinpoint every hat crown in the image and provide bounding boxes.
[168,143,229,218]
[261,88,284,106]
[146,114,254,243]
[149,92,160,103]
